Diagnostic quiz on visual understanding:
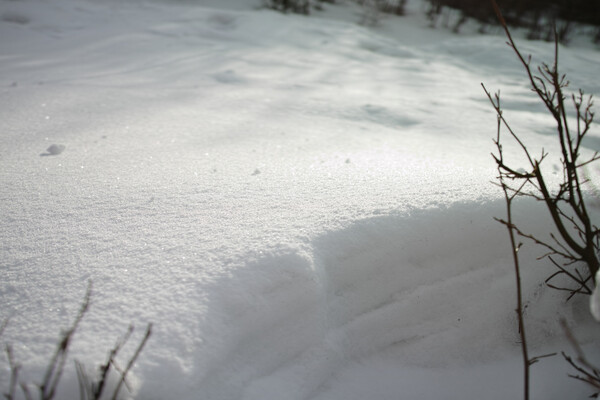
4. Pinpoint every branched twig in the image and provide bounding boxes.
[487,1,600,398]
[110,323,152,400]
[493,83,532,400]
[75,322,152,400]
[529,352,558,365]
[561,320,600,397]
[92,325,134,400]
[487,0,599,300]
[545,262,593,301]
